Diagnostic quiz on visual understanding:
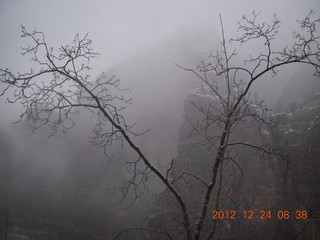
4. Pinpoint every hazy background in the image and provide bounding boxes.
[0,0,319,126]
[0,0,320,239]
